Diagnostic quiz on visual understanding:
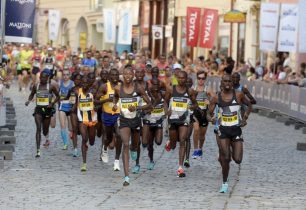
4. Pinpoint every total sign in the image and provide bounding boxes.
[200,9,218,49]
[186,7,201,47]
